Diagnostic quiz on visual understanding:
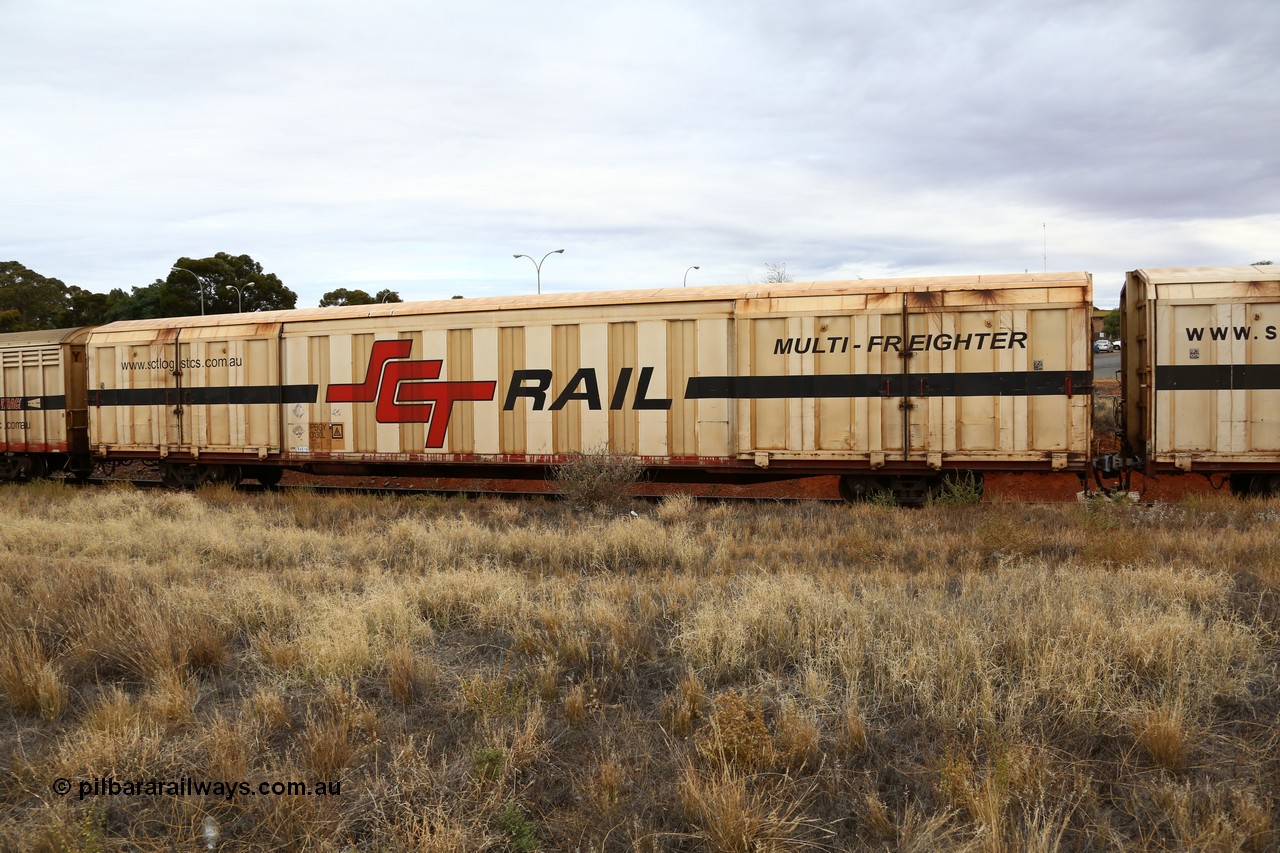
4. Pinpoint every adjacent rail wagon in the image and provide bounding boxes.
[79,273,1093,502]
[0,327,93,481]
[1120,265,1280,495]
